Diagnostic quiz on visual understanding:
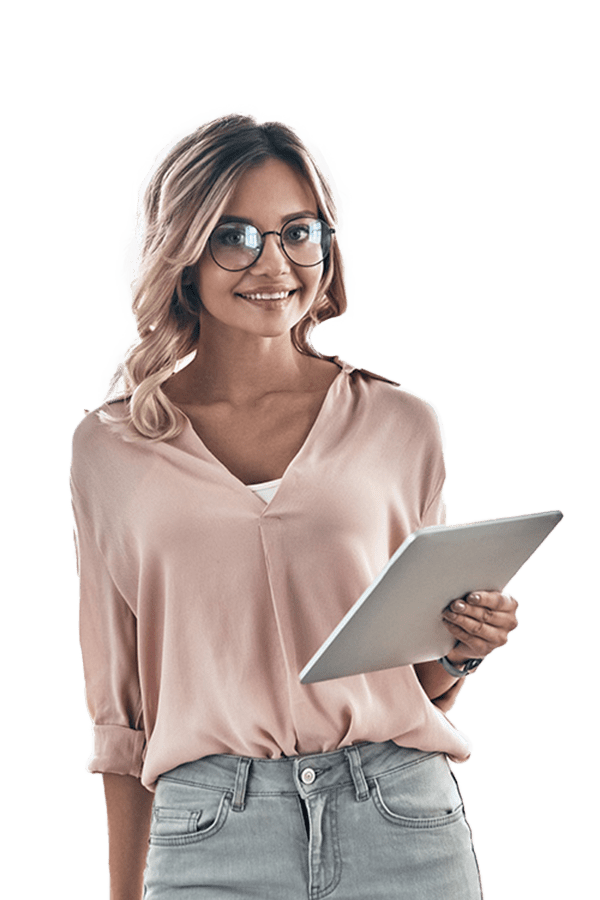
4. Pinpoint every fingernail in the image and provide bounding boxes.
[468,593,481,603]
[452,600,466,612]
